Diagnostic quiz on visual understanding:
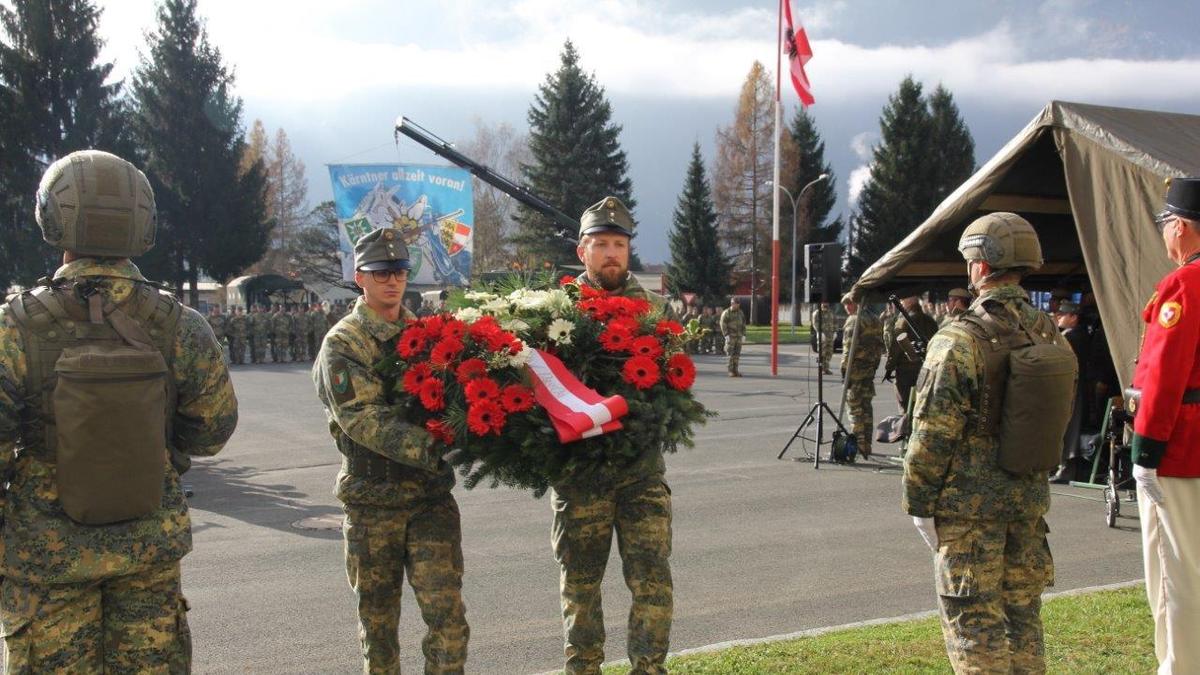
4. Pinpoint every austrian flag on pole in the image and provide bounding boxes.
[782,0,815,107]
